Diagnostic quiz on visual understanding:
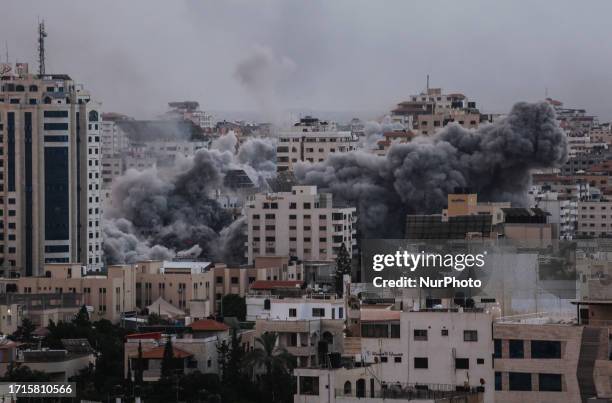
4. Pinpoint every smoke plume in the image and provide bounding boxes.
[234,45,296,124]
[295,102,568,237]
[103,135,277,265]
